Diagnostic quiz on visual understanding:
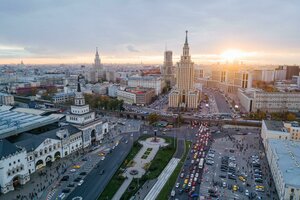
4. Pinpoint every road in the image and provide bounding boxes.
[66,132,139,200]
